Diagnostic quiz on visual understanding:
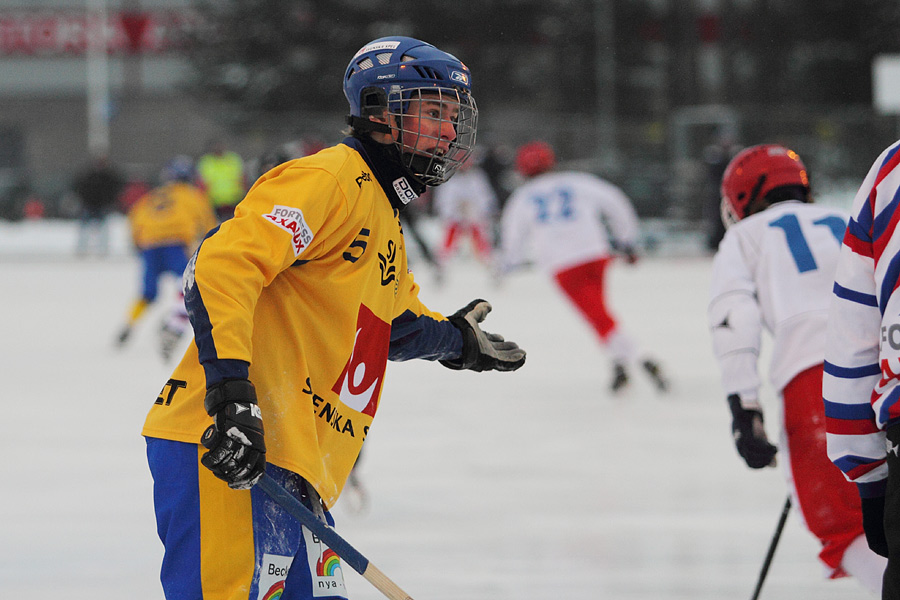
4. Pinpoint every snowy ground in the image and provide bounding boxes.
[0,217,877,599]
